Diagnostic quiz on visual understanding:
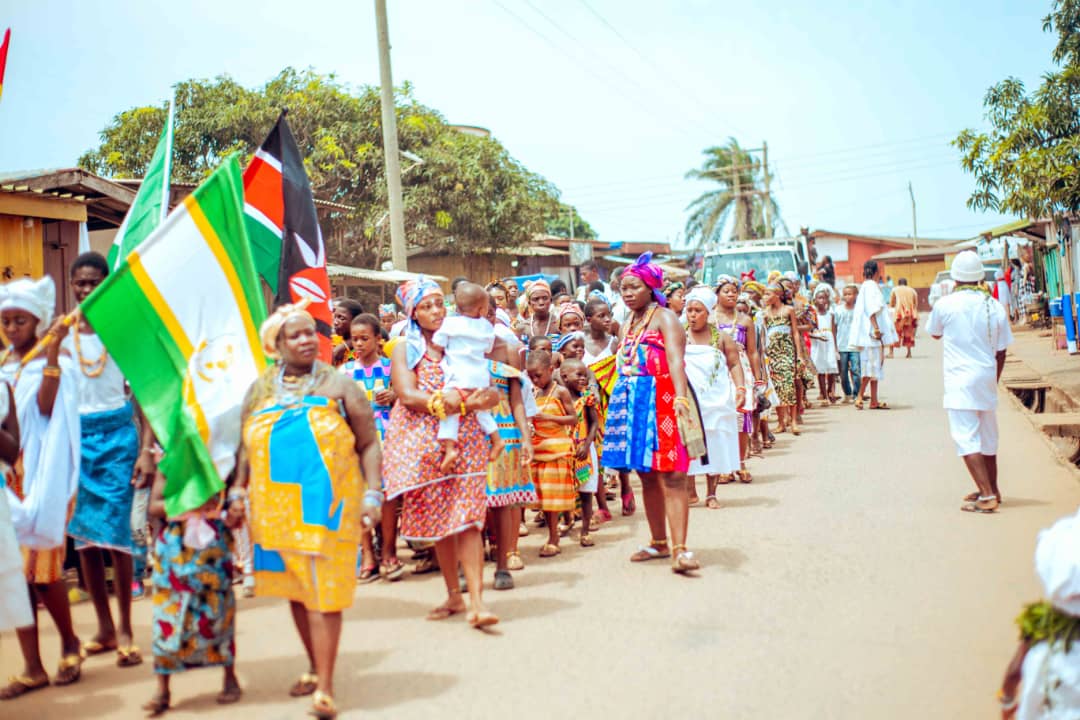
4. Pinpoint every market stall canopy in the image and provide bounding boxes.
[326,263,447,286]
